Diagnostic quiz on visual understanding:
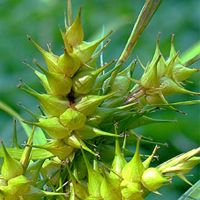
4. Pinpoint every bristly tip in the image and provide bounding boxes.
[17,102,22,106]
[164,143,169,147]
[18,77,23,82]
[32,58,37,64]
[171,33,175,44]
[27,35,31,40]
[16,83,21,89]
